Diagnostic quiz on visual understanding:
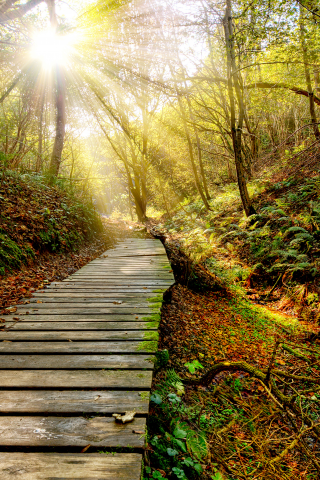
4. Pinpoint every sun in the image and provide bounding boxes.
[30,29,75,68]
